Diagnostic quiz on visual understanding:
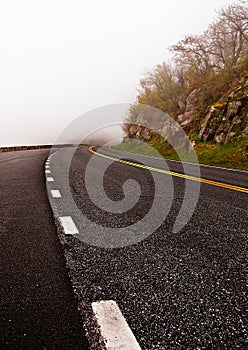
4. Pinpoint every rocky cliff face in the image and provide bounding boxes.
[126,75,248,146]
[177,89,200,127]
[198,75,248,144]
